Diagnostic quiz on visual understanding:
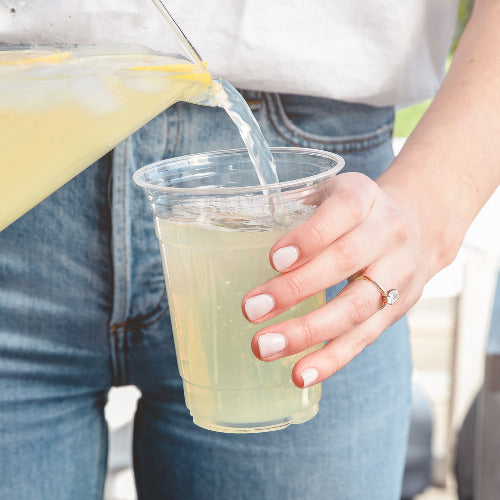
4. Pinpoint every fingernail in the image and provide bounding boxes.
[258,333,286,358]
[272,246,299,272]
[244,294,275,321]
[301,368,319,388]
